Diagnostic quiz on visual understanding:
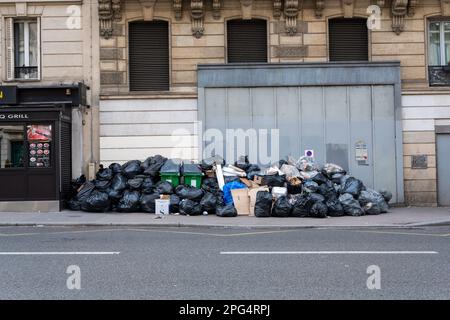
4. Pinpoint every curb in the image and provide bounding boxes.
[0,221,449,229]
